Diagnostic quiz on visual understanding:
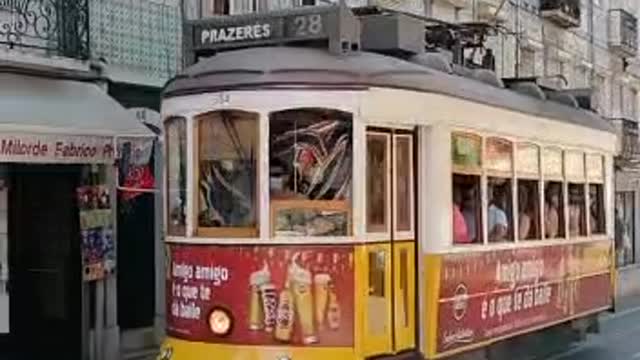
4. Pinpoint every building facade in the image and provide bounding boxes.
[0,1,180,359]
